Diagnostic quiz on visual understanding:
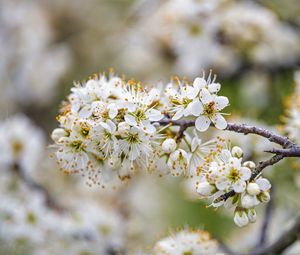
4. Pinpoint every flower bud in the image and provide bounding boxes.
[258,191,270,203]
[241,194,257,209]
[162,138,177,154]
[231,146,243,158]
[196,182,215,197]
[247,183,261,196]
[118,122,130,136]
[51,128,68,142]
[247,209,257,223]
[243,161,256,170]
[234,209,249,227]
